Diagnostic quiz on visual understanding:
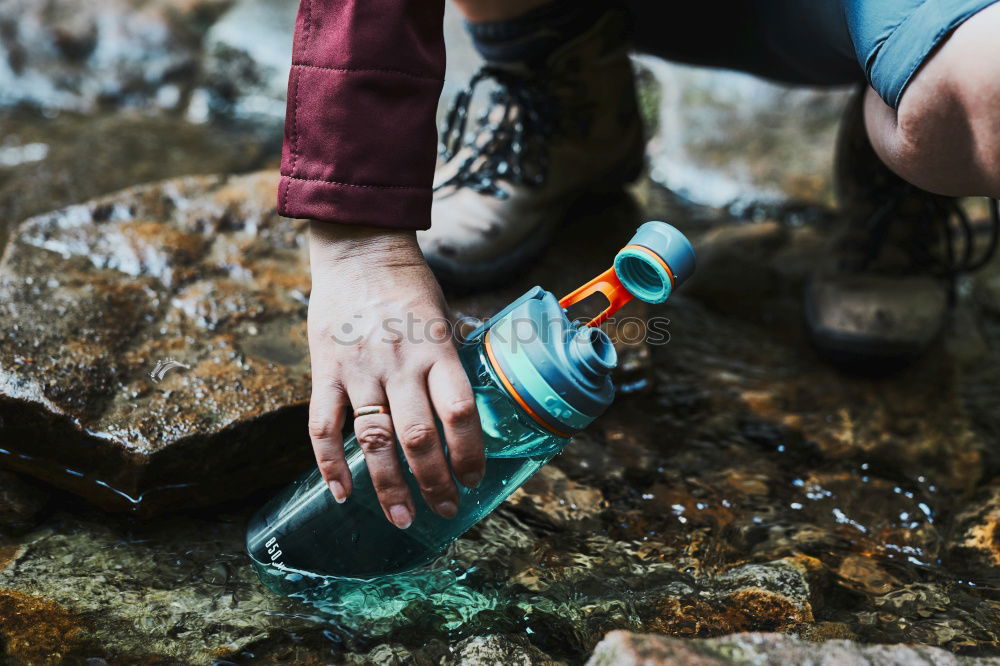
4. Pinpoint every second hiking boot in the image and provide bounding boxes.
[805,89,999,370]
